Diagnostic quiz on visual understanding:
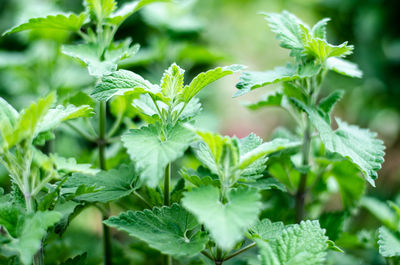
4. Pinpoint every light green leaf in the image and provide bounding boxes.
[235,64,320,97]
[92,69,159,101]
[326,57,363,78]
[238,133,267,178]
[182,185,261,250]
[378,226,400,257]
[107,0,170,25]
[122,124,194,187]
[179,65,244,102]
[161,63,185,99]
[318,90,344,114]
[51,154,99,175]
[0,97,19,148]
[361,197,397,230]
[303,38,353,61]
[249,219,284,241]
[63,164,138,202]
[300,104,385,185]
[261,11,305,50]
[243,93,283,110]
[3,13,87,35]
[104,203,208,256]
[311,18,330,39]
[85,0,116,21]
[37,104,93,134]
[8,211,61,265]
[257,220,329,265]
